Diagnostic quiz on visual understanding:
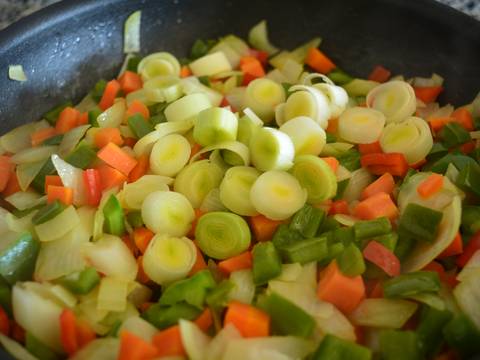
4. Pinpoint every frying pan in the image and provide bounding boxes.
[0,0,479,358]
